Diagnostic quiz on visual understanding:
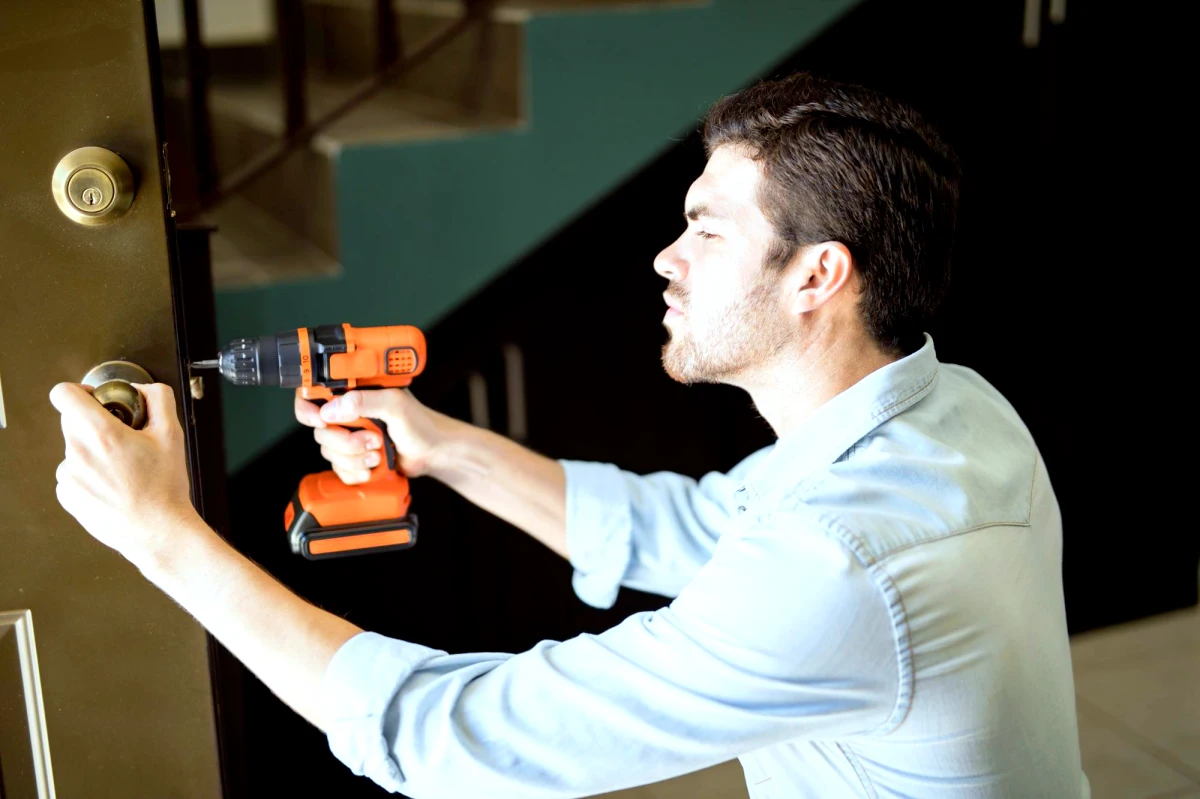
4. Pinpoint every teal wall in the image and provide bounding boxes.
[215,0,859,473]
